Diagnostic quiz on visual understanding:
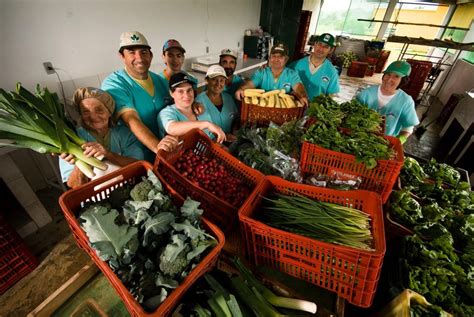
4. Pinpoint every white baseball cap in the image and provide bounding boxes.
[206,65,228,79]
[119,31,150,50]
[220,48,238,59]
